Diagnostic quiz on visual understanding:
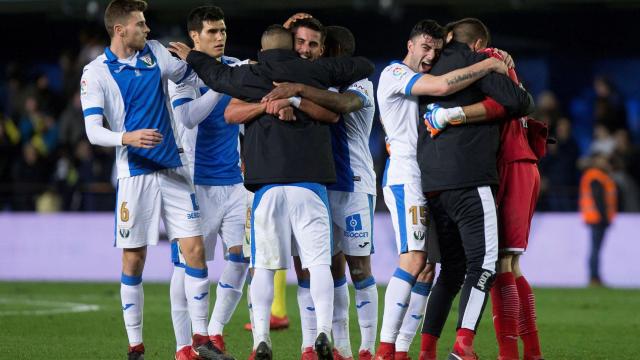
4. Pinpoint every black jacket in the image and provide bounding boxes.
[186,49,374,191]
[417,41,534,193]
